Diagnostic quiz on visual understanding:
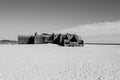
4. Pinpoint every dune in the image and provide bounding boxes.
[0,44,120,80]
[56,21,120,43]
